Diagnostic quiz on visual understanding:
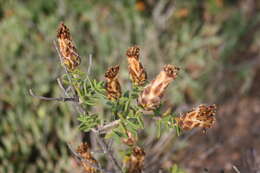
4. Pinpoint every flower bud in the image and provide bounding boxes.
[126,46,147,86]
[138,64,179,110]
[104,65,122,100]
[176,104,217,130]
[57,22,81,71]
